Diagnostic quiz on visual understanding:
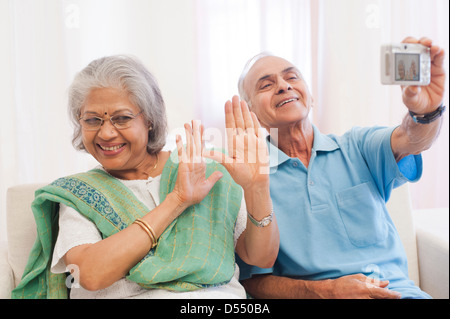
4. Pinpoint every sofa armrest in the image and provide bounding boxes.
[414,208,449,299]
[0,241,14,299]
